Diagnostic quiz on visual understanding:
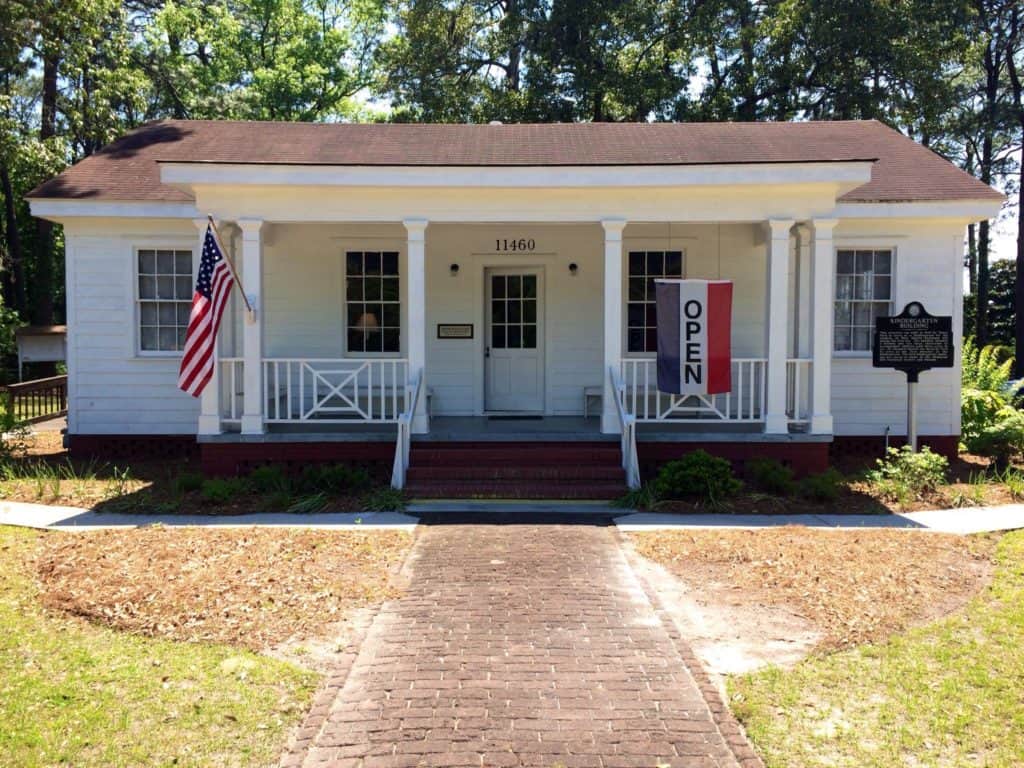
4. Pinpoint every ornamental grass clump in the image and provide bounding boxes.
[653,450,742,504]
